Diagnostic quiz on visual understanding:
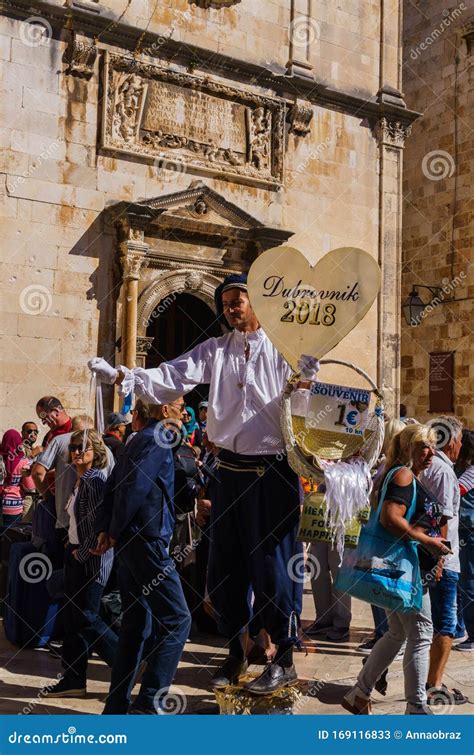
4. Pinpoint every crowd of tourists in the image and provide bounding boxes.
[0,274,472,716]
